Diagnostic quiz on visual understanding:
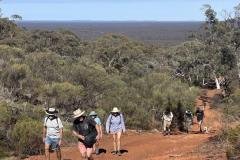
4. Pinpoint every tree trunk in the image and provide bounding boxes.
[215,77,221,90]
